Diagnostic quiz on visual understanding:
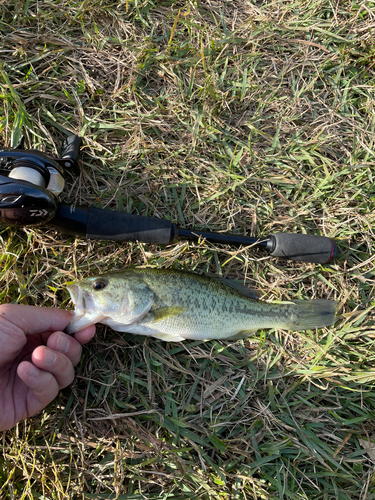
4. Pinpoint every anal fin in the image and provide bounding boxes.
[227,329,257,340]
